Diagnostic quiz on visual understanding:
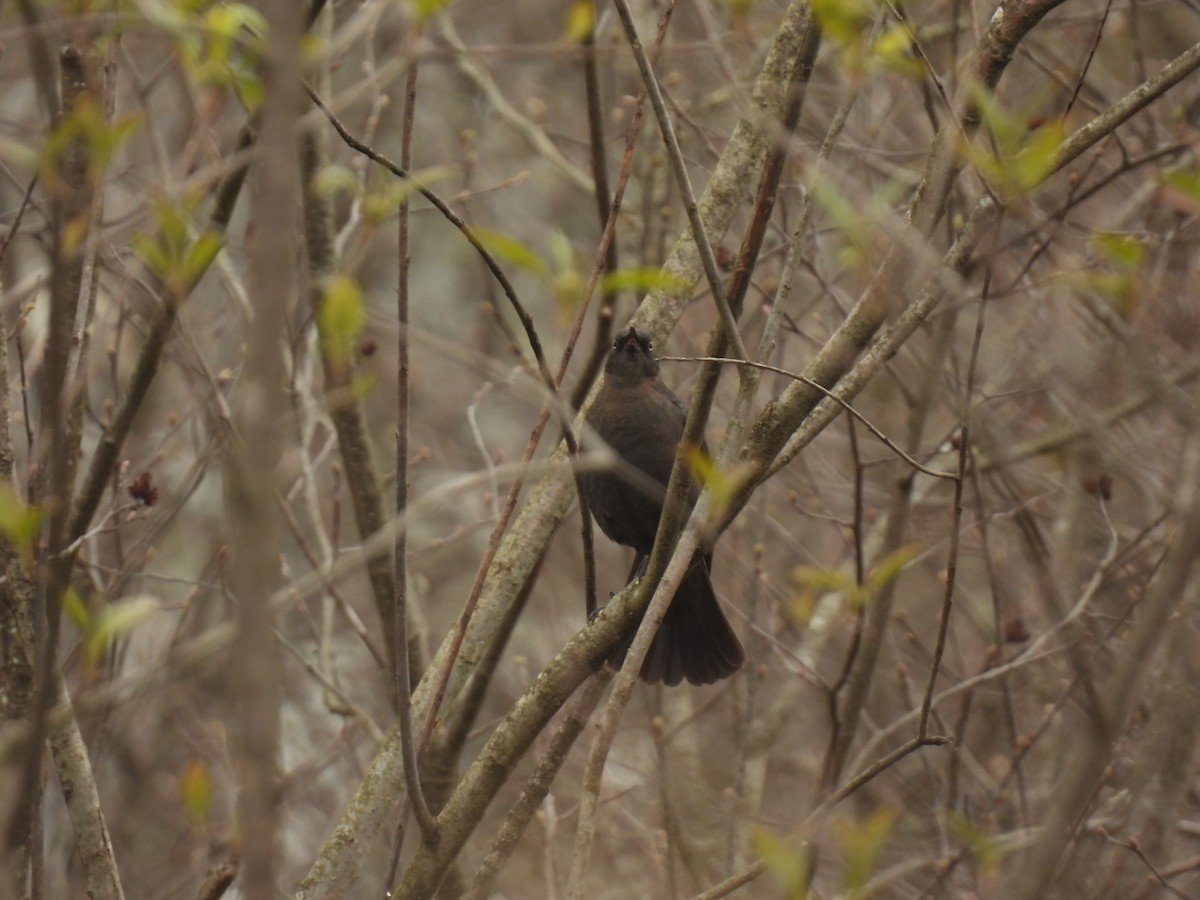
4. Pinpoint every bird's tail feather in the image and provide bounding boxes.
[613,557,744,686]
